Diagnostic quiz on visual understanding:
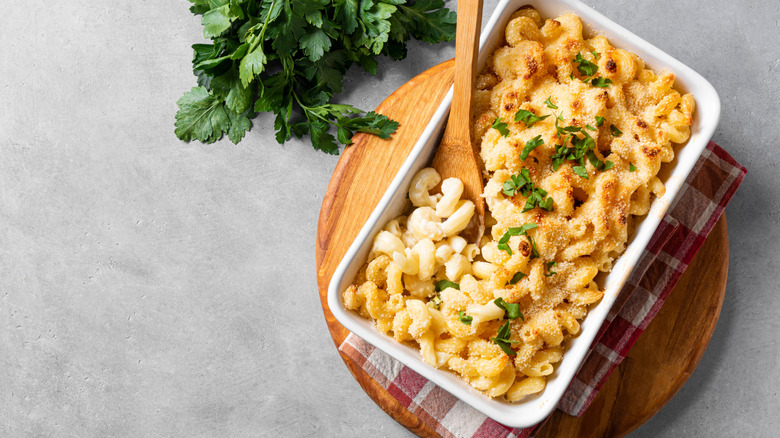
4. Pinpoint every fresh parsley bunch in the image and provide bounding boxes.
[174,0,456,154]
